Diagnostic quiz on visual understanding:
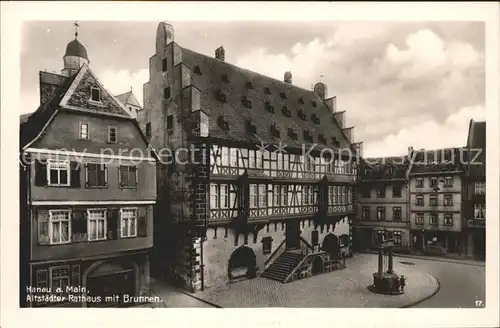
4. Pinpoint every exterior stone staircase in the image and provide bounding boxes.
[261,251,305,283]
